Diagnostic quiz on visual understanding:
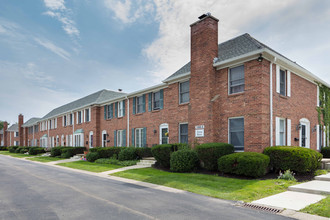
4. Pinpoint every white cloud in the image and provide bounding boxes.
[43,0,79,37]
[35,37,71,60]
